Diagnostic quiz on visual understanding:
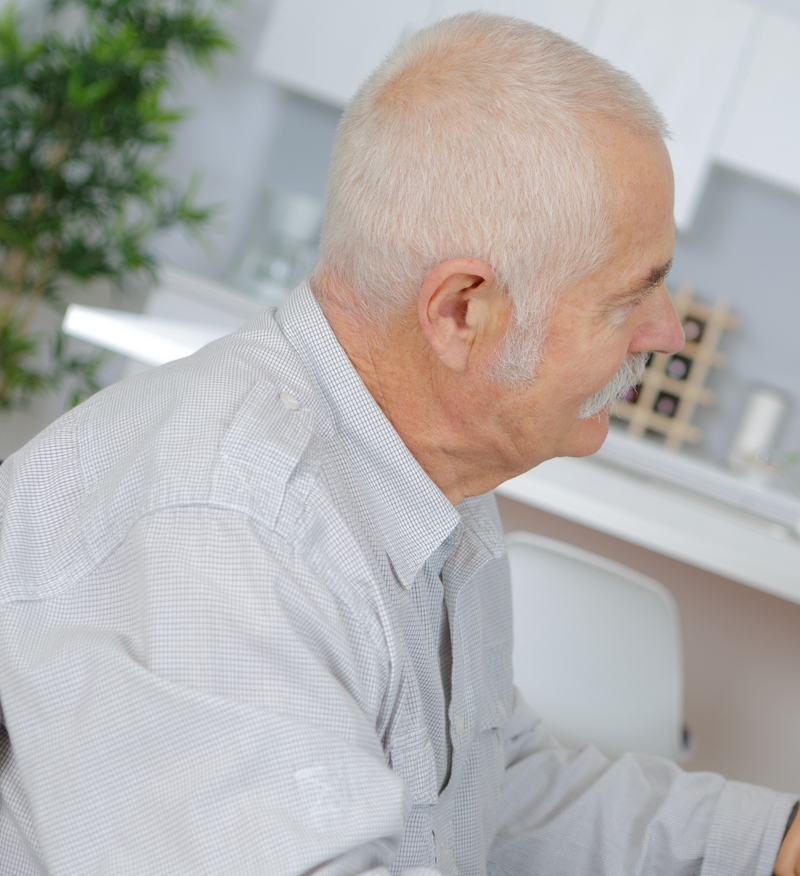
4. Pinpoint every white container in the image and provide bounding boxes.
[729,385,789,473]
